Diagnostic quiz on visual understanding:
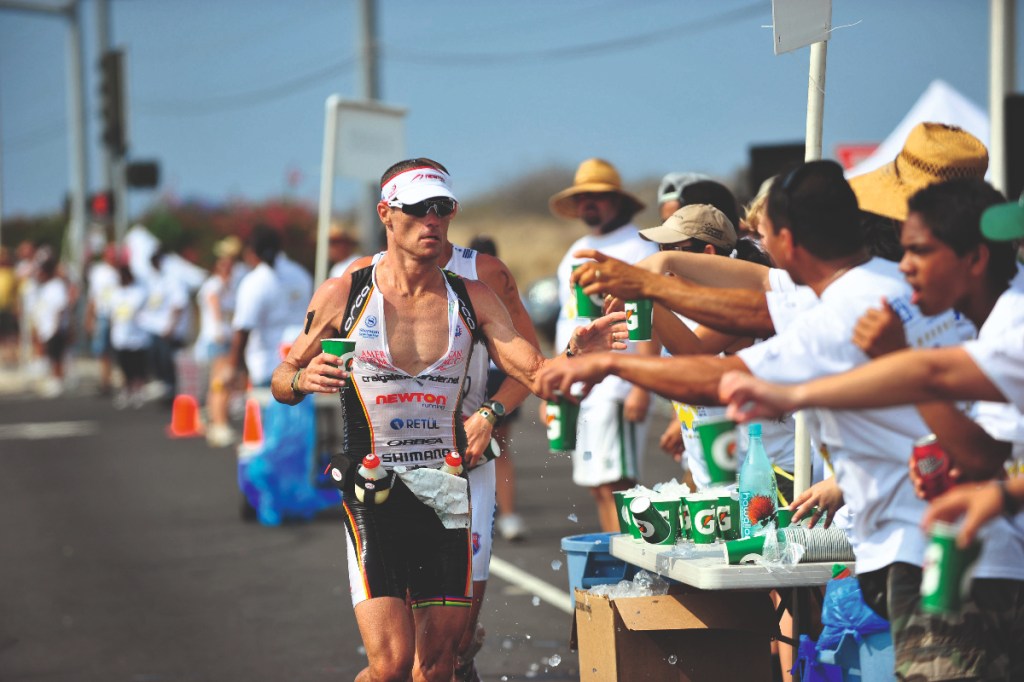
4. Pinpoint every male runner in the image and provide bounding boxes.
[271,158,624,682]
